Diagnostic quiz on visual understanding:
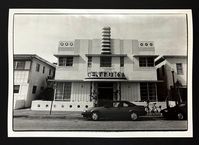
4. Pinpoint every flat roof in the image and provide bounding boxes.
[14,54,56,68]
[133,54,159,57]
[155,55,187,66]
[54,54,80,58]
[85,54,127,57]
